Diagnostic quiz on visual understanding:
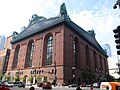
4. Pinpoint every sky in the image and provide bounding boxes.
[0,0,120,76]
